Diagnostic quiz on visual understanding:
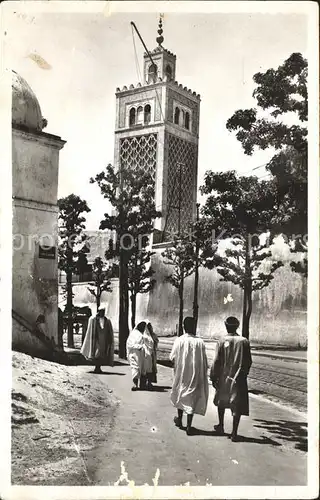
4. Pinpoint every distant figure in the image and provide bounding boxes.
[170,317,209,435]
[126,320,157,391]
[82,308,92,346]
[148,321,159,385]
[58,307,64,349]
[210,316,252,442]
[80,306,114,373]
